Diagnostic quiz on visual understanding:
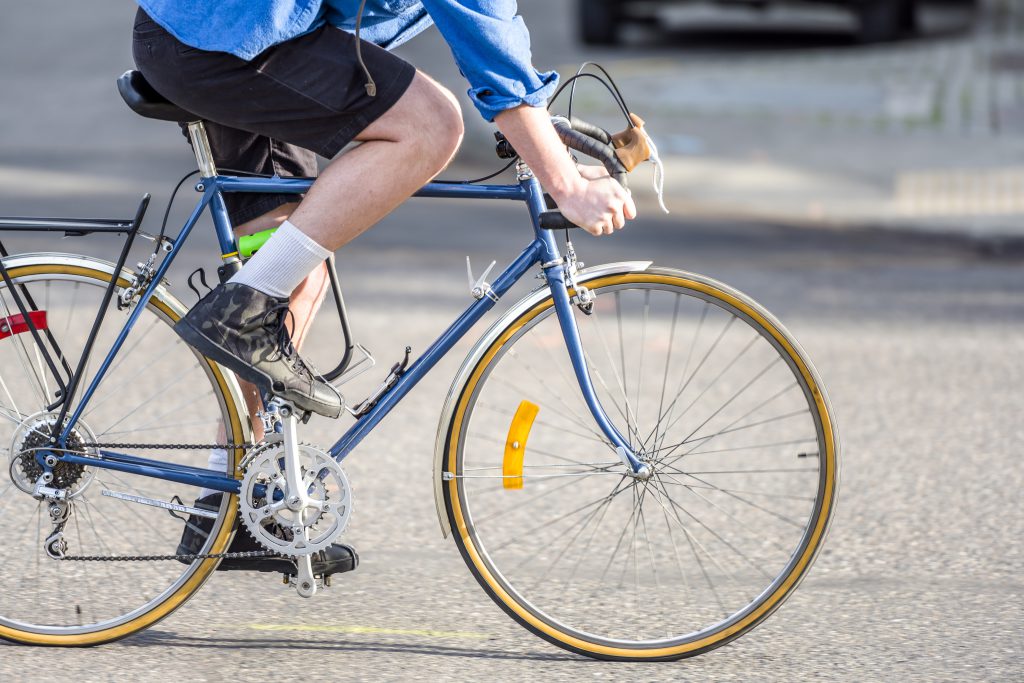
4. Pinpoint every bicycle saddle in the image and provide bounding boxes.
[117,70,198,123]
